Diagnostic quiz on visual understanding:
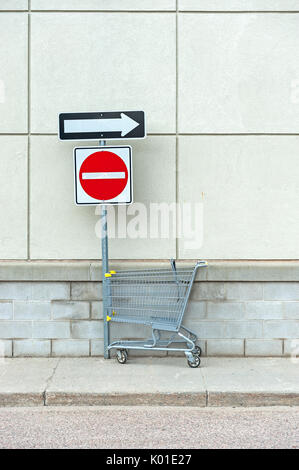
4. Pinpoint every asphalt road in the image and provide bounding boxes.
[0,406,298,449]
